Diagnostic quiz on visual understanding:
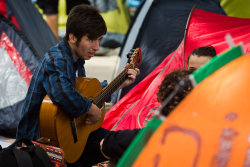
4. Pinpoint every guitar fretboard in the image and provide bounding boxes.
[93,64,133,108]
